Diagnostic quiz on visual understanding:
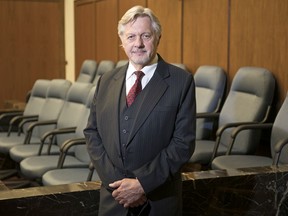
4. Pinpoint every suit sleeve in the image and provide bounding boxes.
[133,73,196,194]
[84,83,124,189]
